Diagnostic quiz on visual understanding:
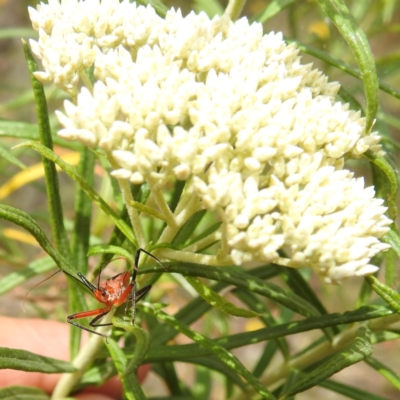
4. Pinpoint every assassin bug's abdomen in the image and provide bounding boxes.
[93,271,131,306]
